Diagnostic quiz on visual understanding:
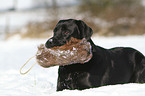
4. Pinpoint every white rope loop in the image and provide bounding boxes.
[20,56,36,75]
